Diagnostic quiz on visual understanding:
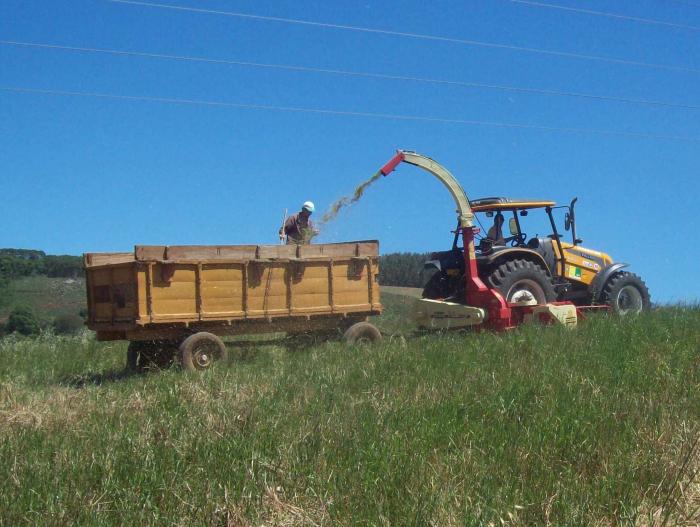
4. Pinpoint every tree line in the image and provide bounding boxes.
[0,249,83,281]
[0,248,430,288]
[378,252,429,288]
